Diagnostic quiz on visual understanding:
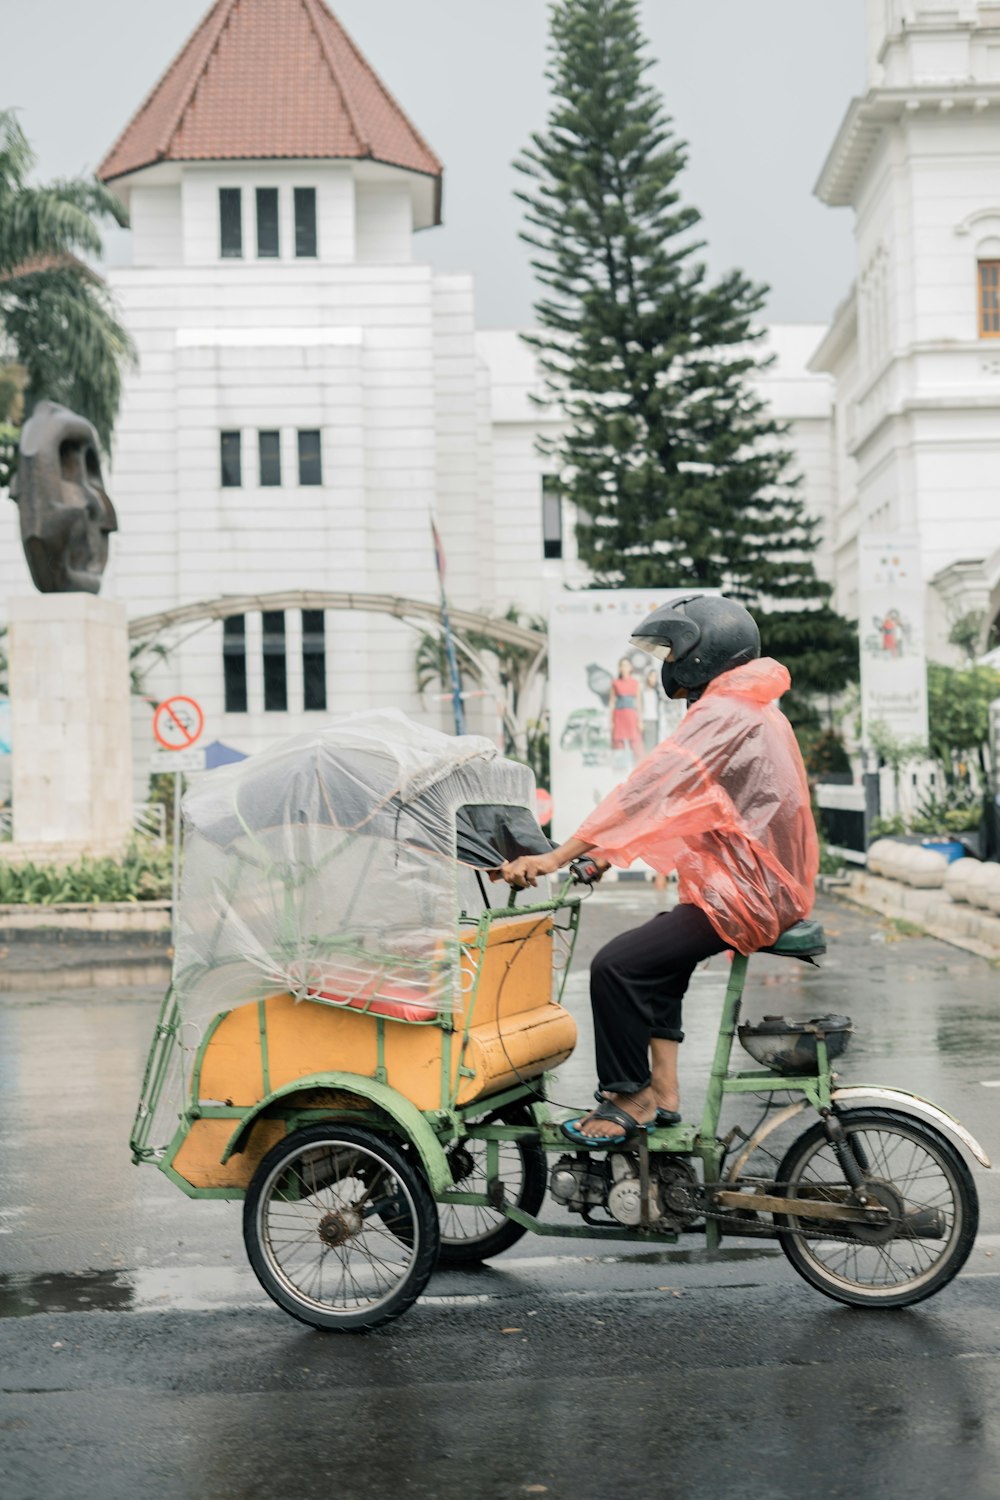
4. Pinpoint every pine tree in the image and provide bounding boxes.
[515,0,857,716]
